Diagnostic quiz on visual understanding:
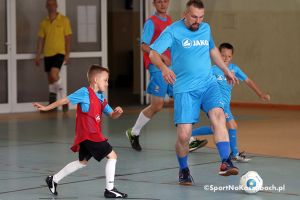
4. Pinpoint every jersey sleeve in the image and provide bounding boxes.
[64,17,72,36]
[141,19,154,45]
[209,33,216,51]
[149,27,173,55]
[103,103,113,116]
[37,21,45,38]
[67,87,90,112]
[234,65,248,81]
